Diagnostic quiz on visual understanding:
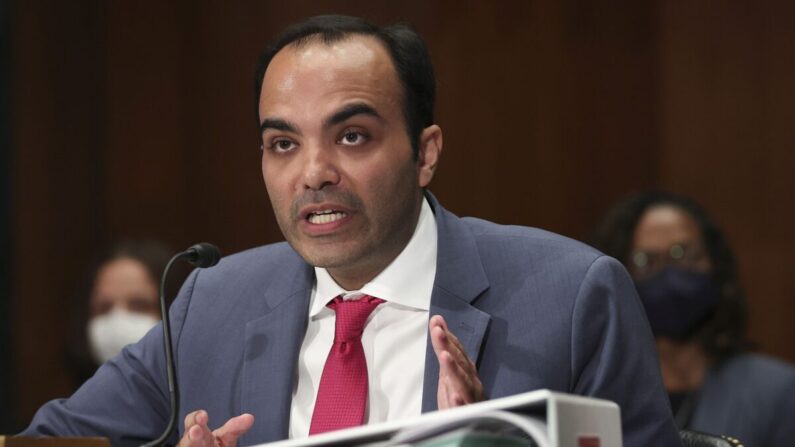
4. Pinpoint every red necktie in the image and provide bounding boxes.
[309,295,385,435]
